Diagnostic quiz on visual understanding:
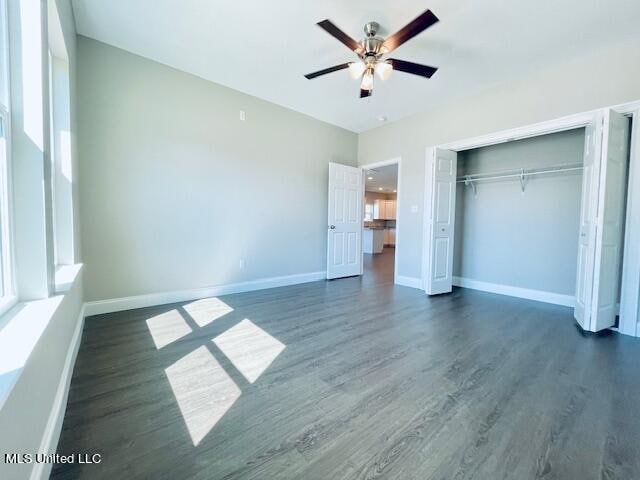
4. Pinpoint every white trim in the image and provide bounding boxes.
[619,109,640,336]
[30,305,84,480]
[54,263,82,293]
[395,275,422,290]
[438,110,598,152]
[359,157,402,286]
[421,148,433,297]
[0,292,16,316]
[0,104,16,304]
[453,276,575,307]
[84,271,326,316]
[611,99,640,116]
